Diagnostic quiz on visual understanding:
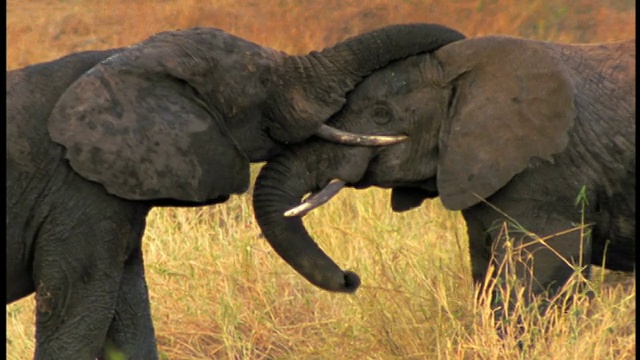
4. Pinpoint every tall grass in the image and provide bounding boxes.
[6,1,635,359]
